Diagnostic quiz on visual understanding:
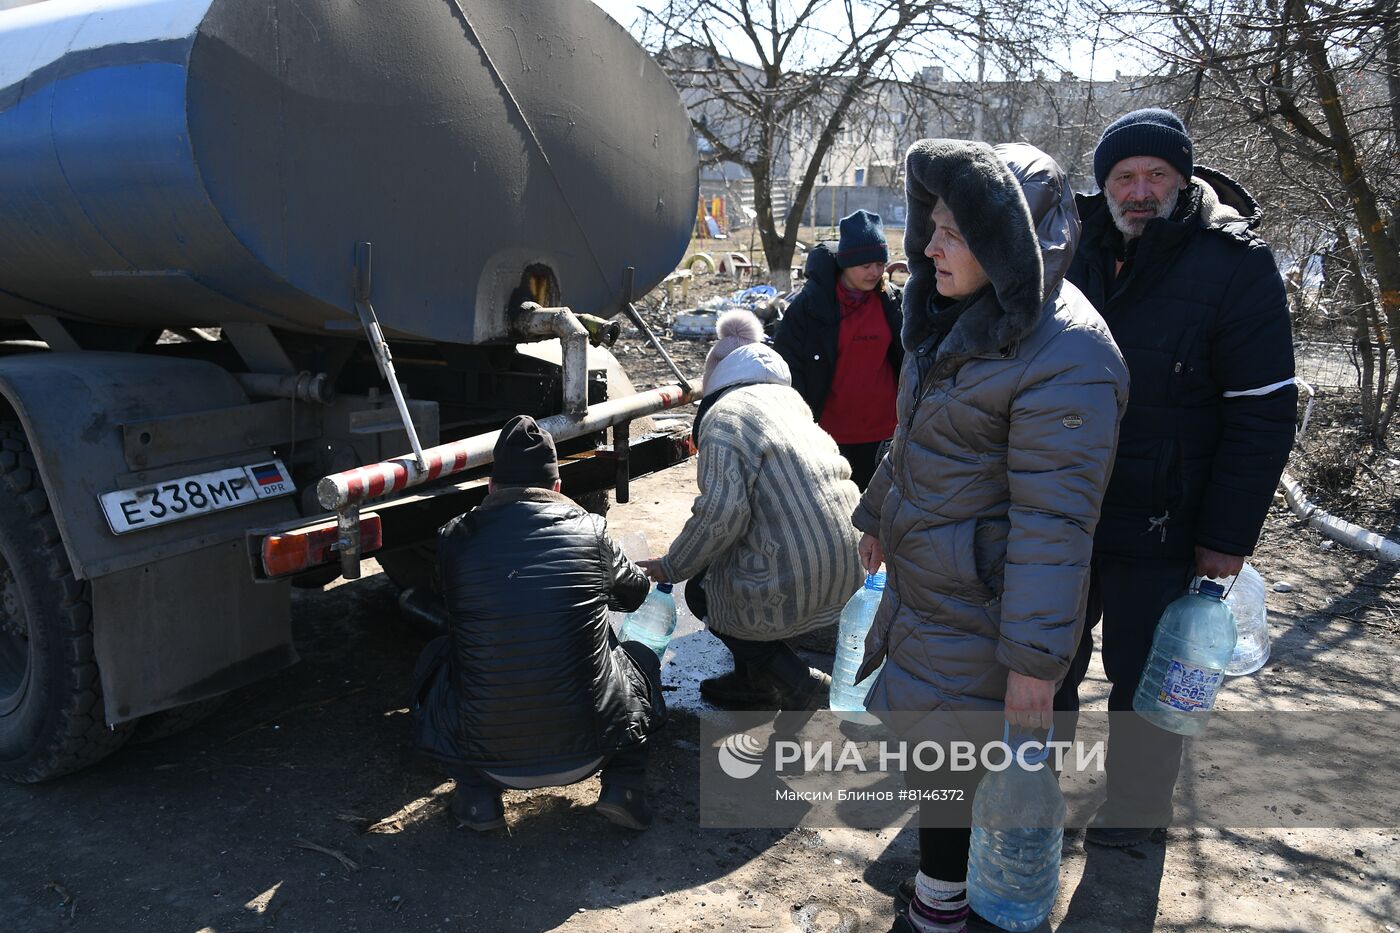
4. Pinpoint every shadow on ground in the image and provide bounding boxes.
[0,574,806,933]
